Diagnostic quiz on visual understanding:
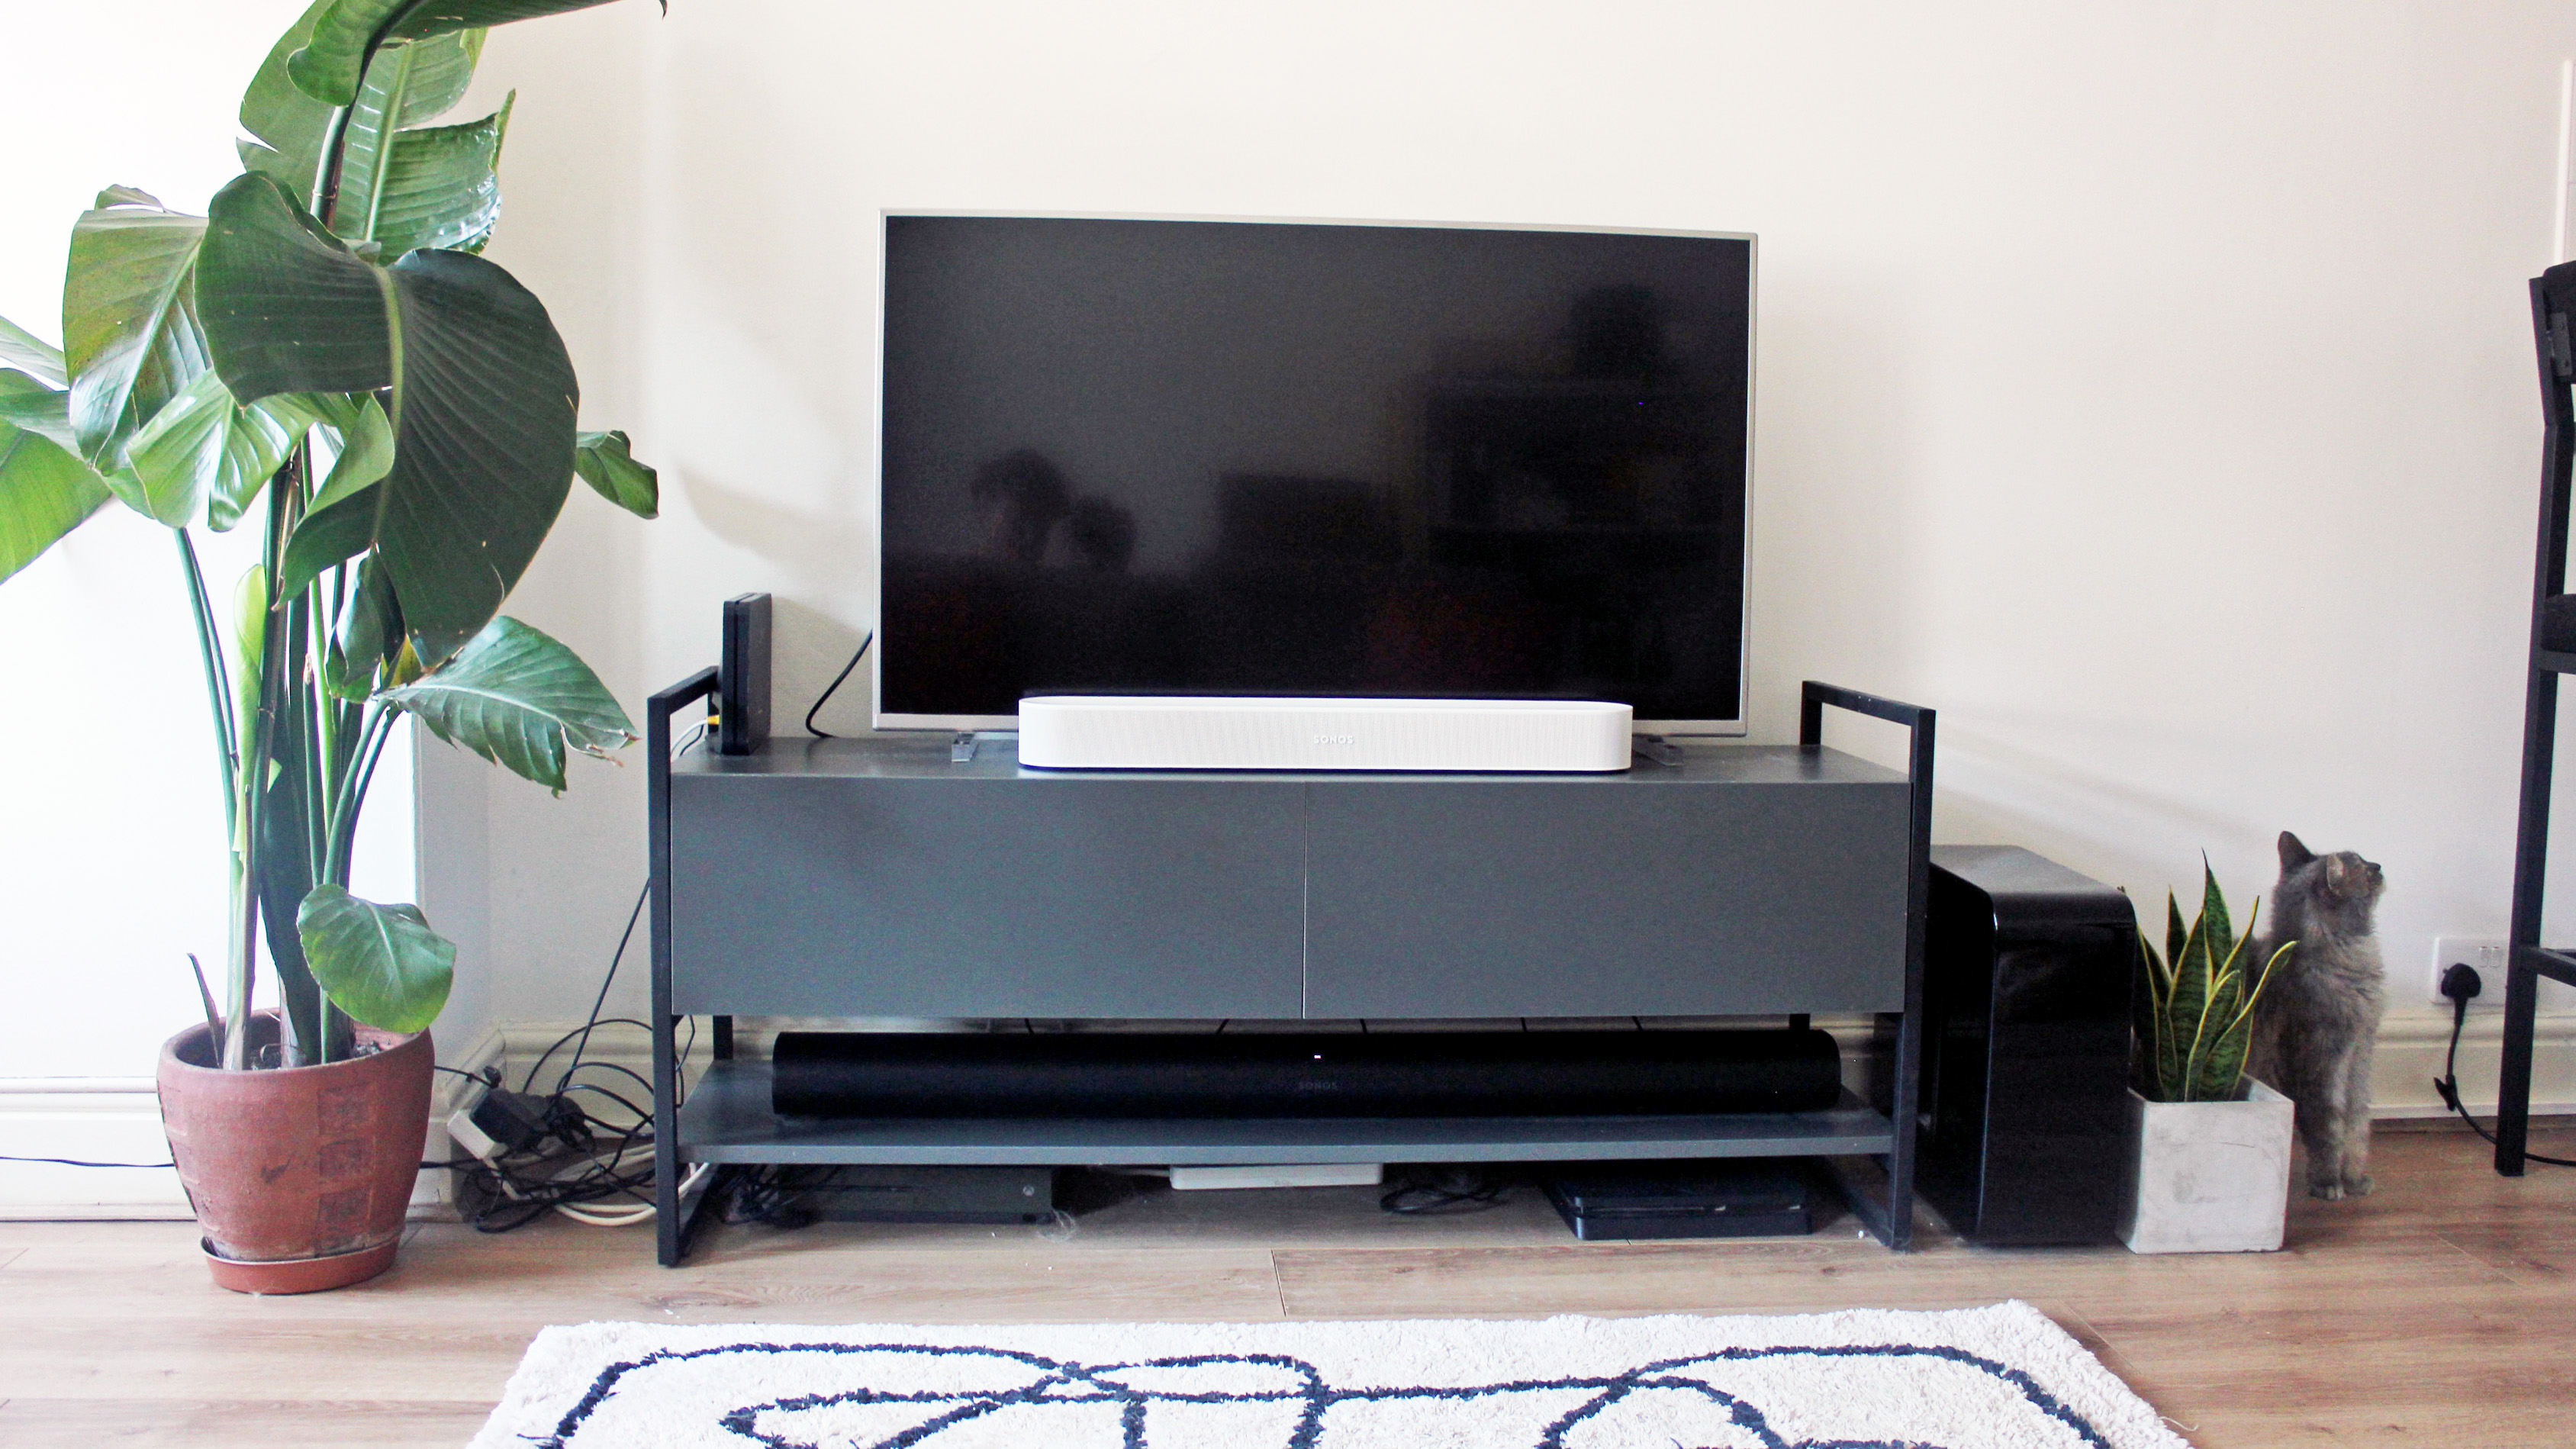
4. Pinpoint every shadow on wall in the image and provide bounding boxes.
[668,469,875,735]
[1742,275,1925,742]
[682,469,868,580]
[774,595,871,736]
[1931,716,2294,896]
